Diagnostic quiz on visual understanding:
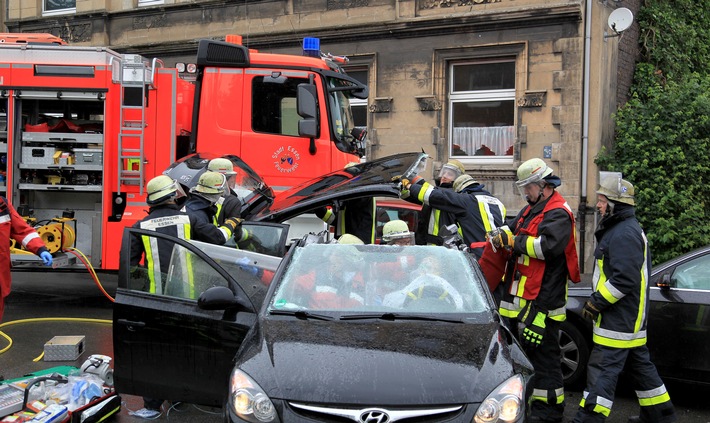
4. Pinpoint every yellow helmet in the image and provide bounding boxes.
[338,233,364,245]
[452,174,477,192]
[207,158,237,176]
[597,172,635,206]
[192,171,226,195]
[382,220,414,245]
[438,159,465,181]
[146,175,183,205]
[516,158,554,188]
